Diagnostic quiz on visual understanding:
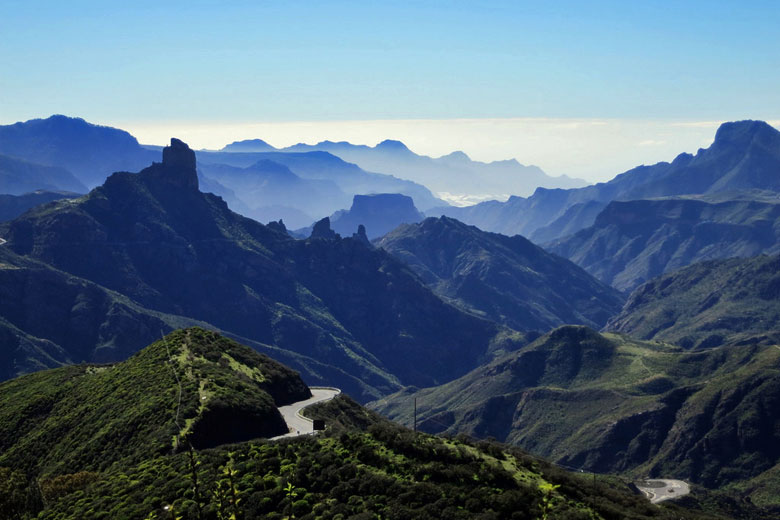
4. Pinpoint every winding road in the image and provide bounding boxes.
[270,387,341,440]
[635,479,690,504]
